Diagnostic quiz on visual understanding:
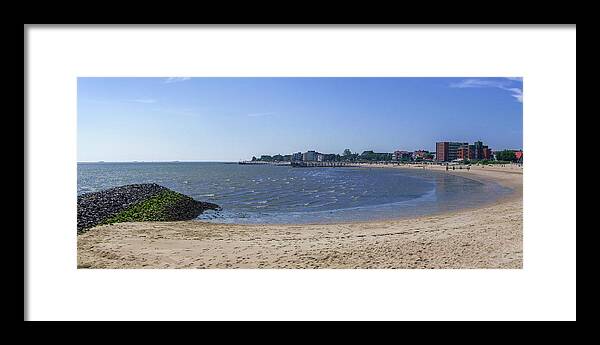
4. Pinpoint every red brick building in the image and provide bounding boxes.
[515,150,523,161]
[393,150,413,161]
[437,141,493,162]
[436,142,467,162]
[483,147,492,160]
[414,150,433,161]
